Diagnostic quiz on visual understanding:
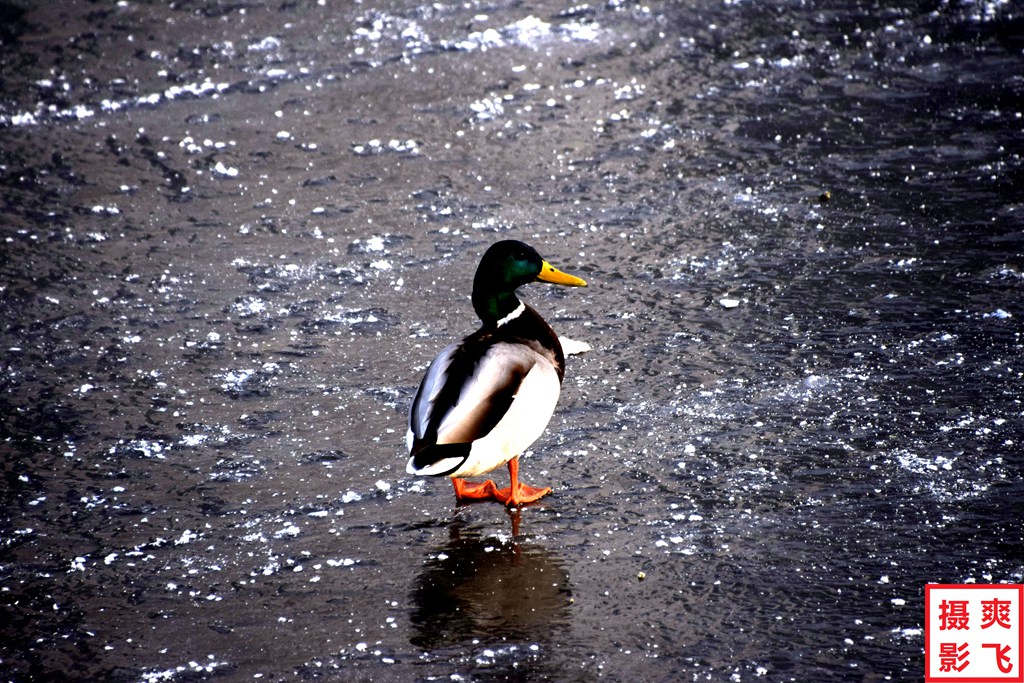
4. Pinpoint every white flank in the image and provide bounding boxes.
[433,343,535,441]
[448,359,560,478]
